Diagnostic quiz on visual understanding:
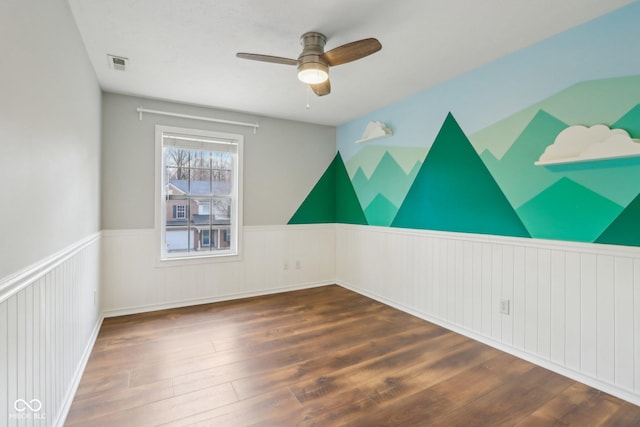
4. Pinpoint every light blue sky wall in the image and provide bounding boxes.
[337,1,640,160]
